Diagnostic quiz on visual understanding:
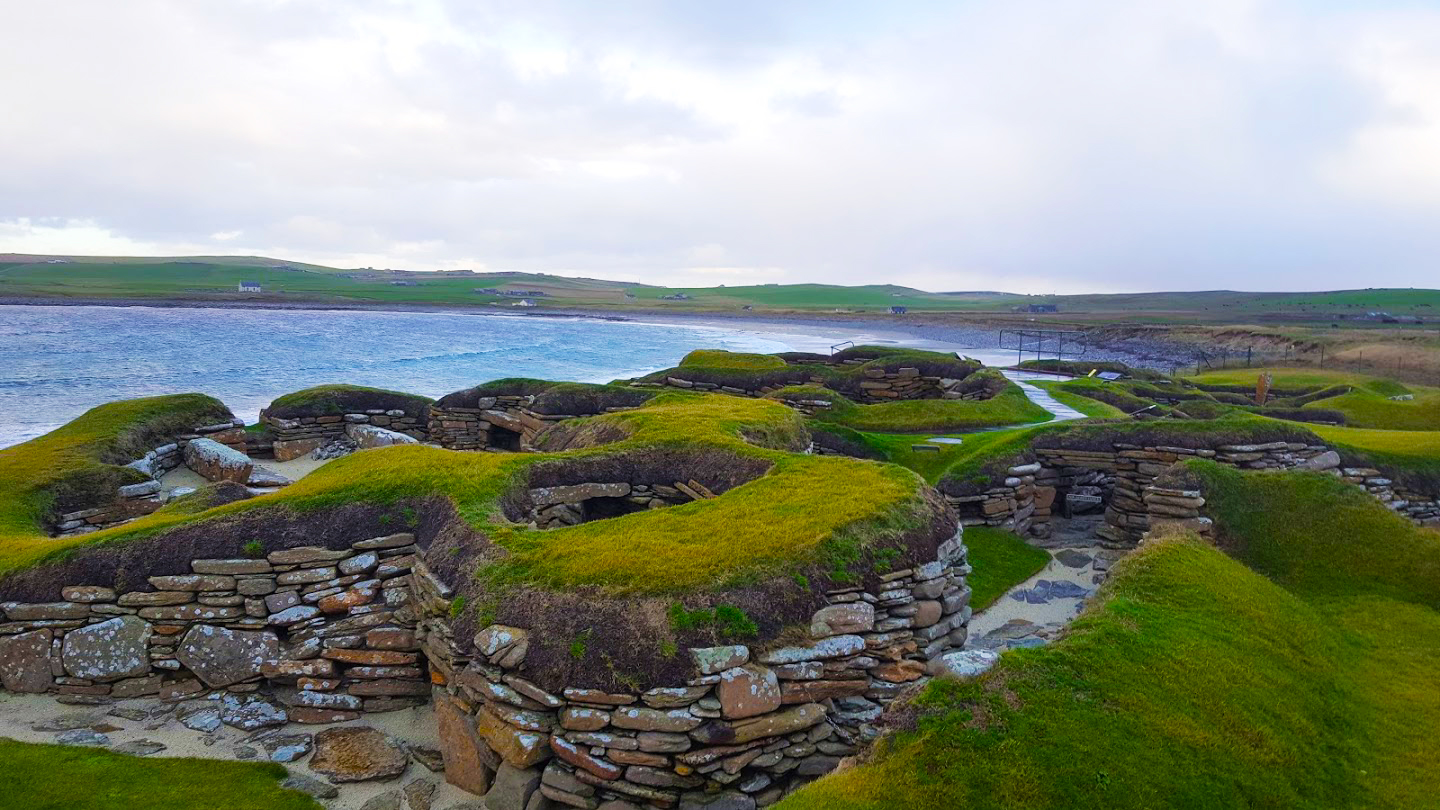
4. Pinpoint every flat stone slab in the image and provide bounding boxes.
[62,616,152,682]
[176,625,280,688]
[310,727,409,783]
[184,437,253,483]
[1053,549,1093,568]
[263,733,314,763]
[0,629,54,692]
